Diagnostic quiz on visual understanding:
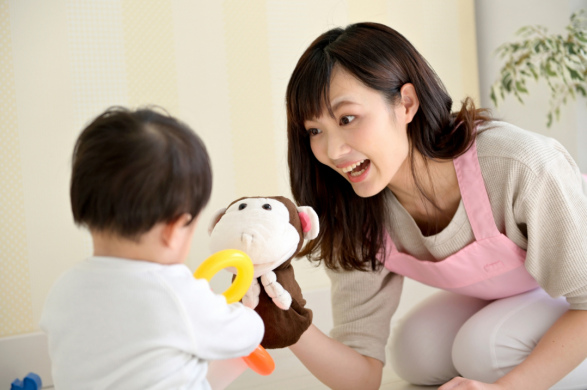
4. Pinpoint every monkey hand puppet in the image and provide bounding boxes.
[208,196,319,349]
